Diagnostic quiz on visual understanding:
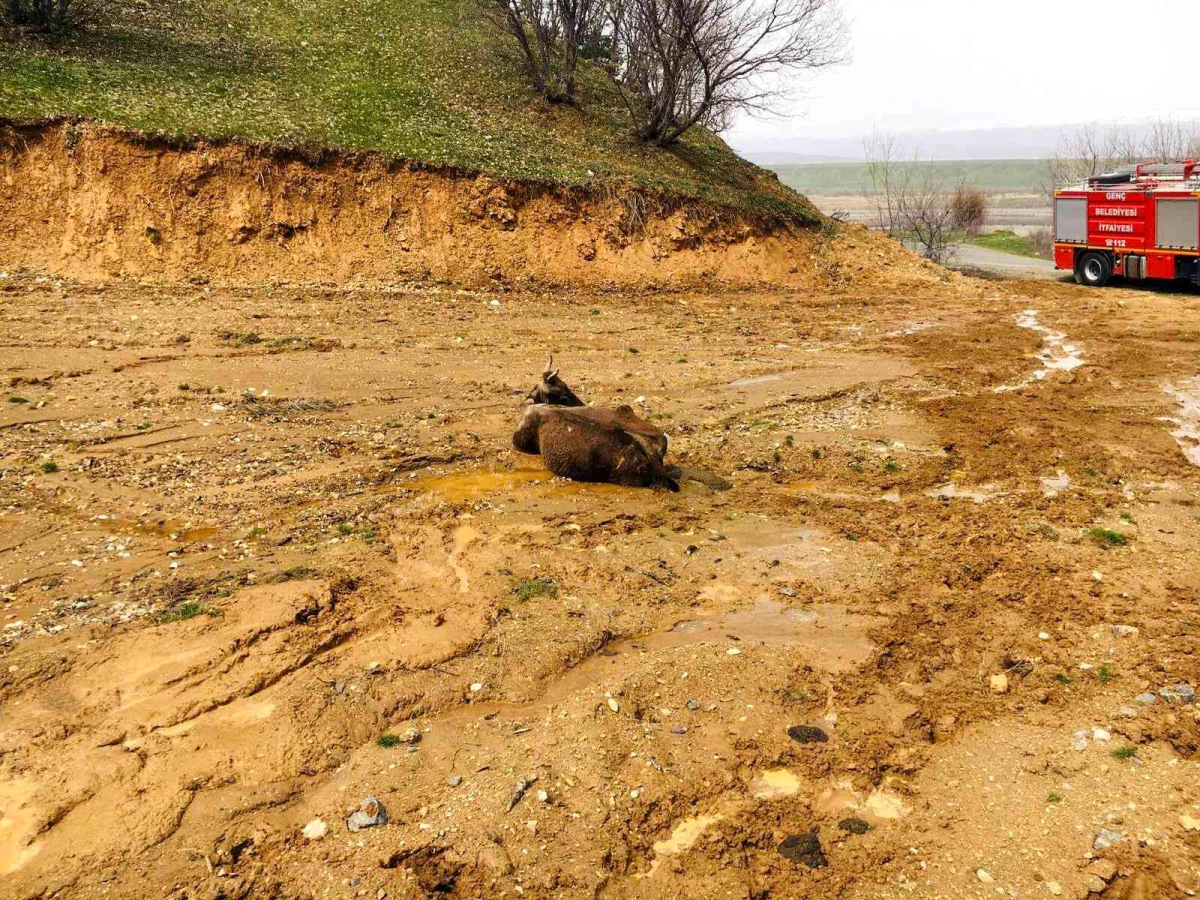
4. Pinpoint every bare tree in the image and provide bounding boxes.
[606,0,847,145]
[480,0,604,103]
[1043,119,1200,194]
[862,132,956,263]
